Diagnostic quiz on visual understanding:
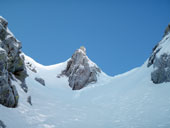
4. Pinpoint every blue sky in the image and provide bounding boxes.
[1,0,170,76]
